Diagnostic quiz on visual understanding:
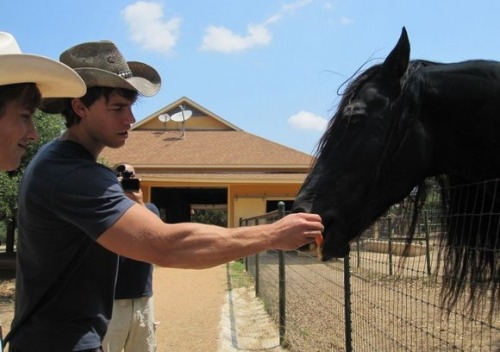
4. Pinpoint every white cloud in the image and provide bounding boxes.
[288,111,328,132]
[122,1,181,55]
[200,24,271,53]
[323,1,334,11]
[282,0,313,12]
[339,17,354,26]
[200,0,312,53]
